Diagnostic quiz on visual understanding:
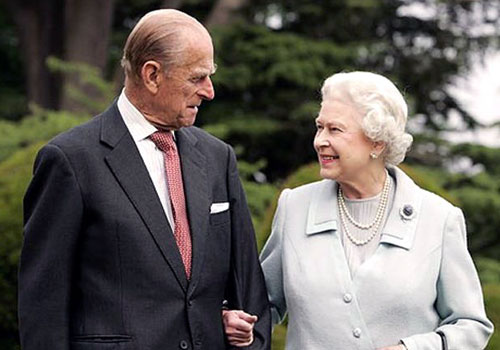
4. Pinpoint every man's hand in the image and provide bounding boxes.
[377,344,407,350]
[222,309,258,347]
